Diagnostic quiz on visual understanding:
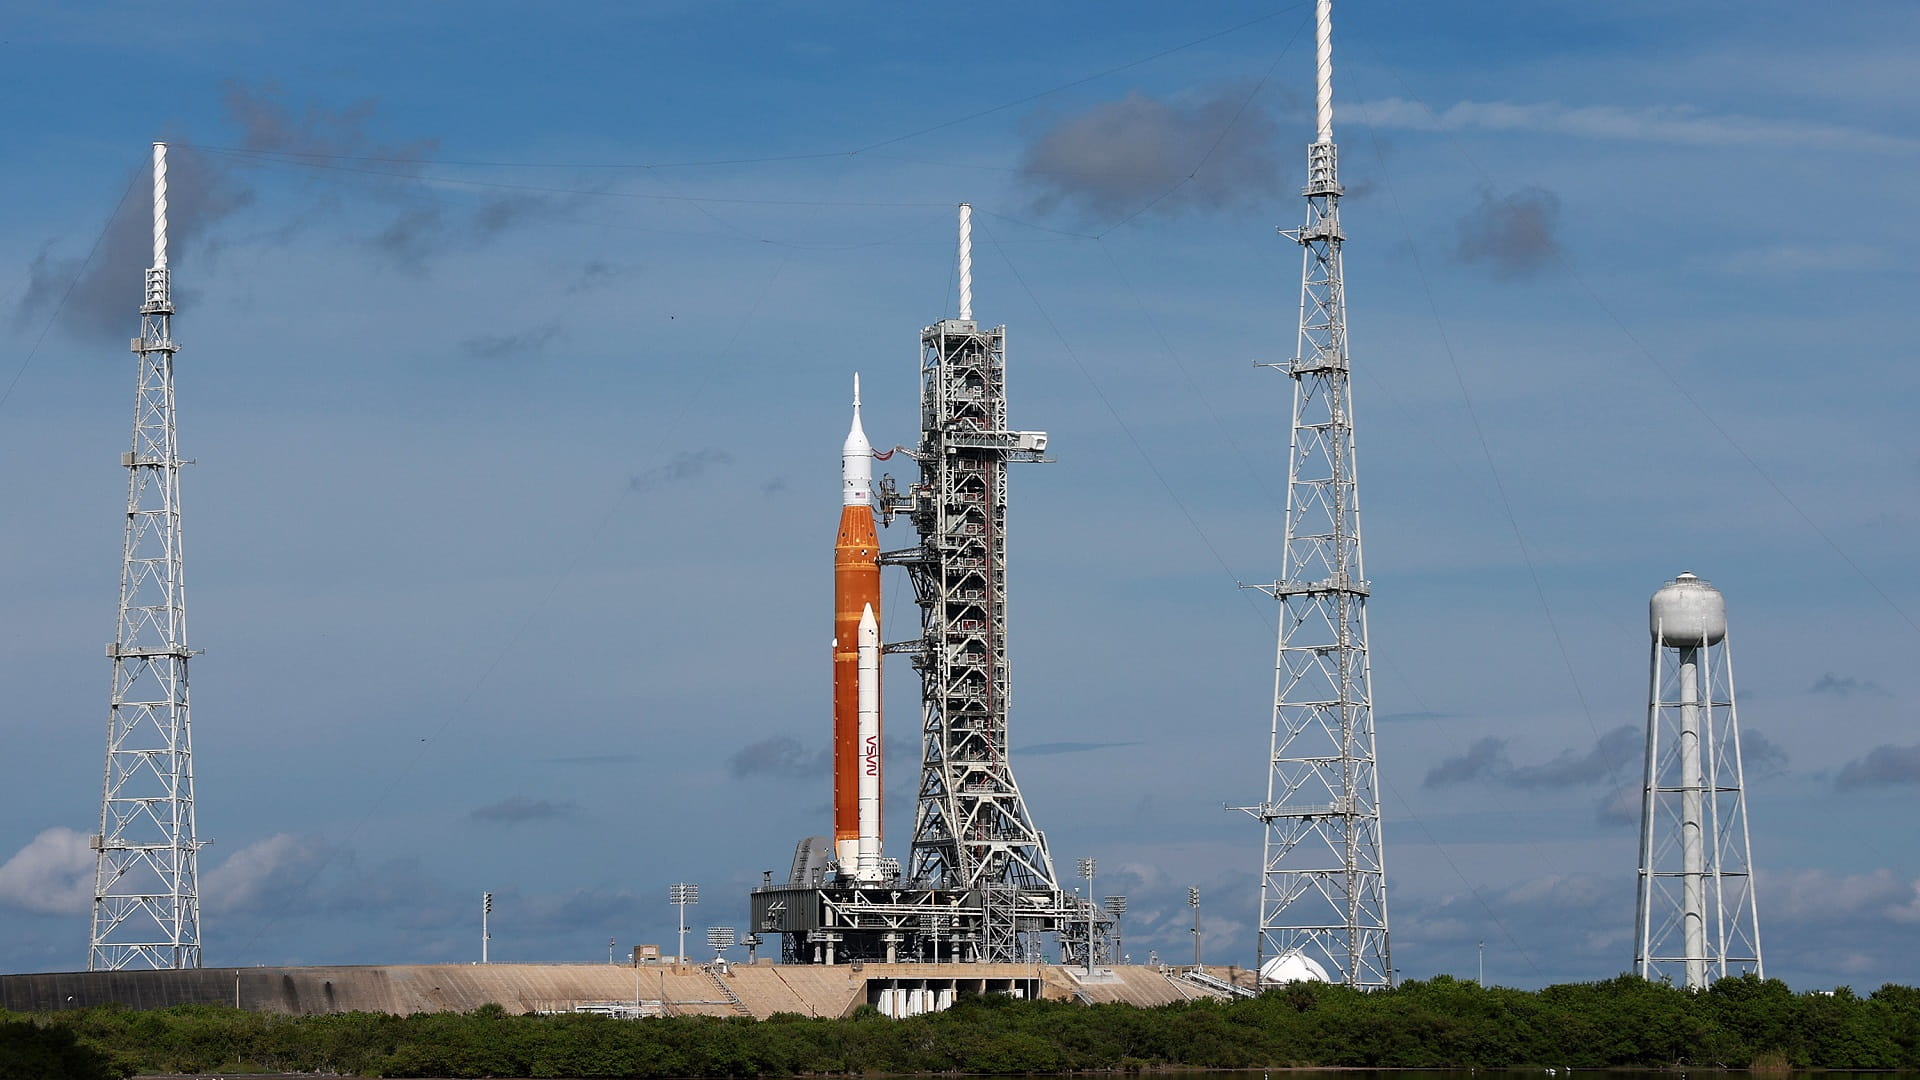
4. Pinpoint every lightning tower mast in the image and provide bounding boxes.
[89,142,204,971]
[881,203,1061,962]
[1636,572,1762,989]
[1234,0,1392,988]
